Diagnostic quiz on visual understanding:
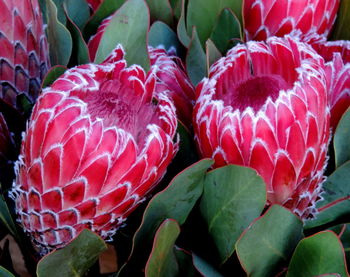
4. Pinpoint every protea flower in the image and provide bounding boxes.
[243,0,340,41]
[88,17,195,128]
[193,36,330,218]
[149,47,195,128]
[11,46,178,250]
[0,0,49,113]
[310,38,350,129]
